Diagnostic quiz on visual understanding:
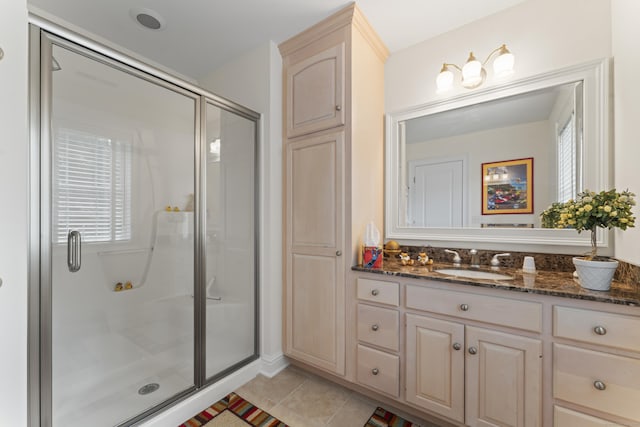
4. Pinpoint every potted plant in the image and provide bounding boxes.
[540,189,636,291]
